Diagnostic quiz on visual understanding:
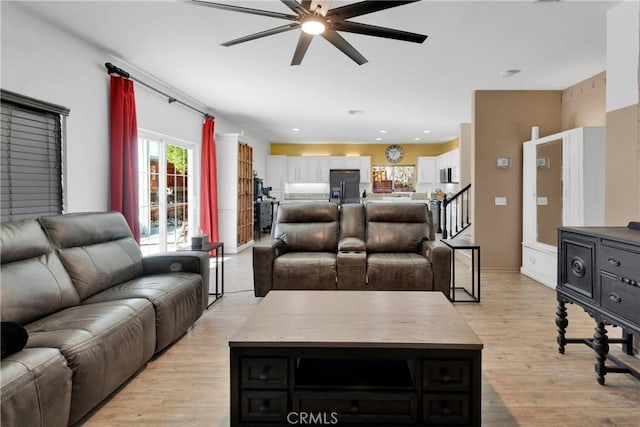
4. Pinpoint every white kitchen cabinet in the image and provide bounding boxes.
[309,156,330,182]
[266,155,287,191]
[330,156,360,170]
[417,156,437,183]
[359,156,371,183]
[287,156,330,183]
[521,127,605,288]
[287,156,306,182]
